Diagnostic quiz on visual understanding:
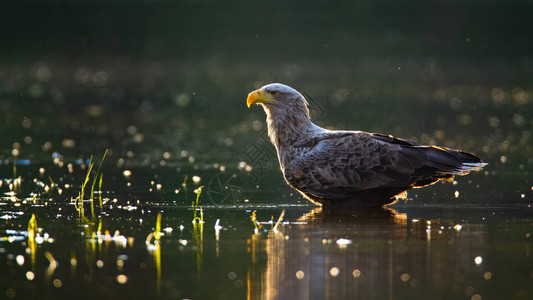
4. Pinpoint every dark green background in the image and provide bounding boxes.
[1,0,531,192]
